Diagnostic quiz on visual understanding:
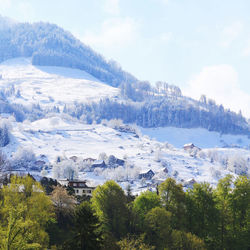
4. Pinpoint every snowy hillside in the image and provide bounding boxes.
[1,114,249,193]
[0,57,249,193]
[141,127,250,149]
[0,57,119,108]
